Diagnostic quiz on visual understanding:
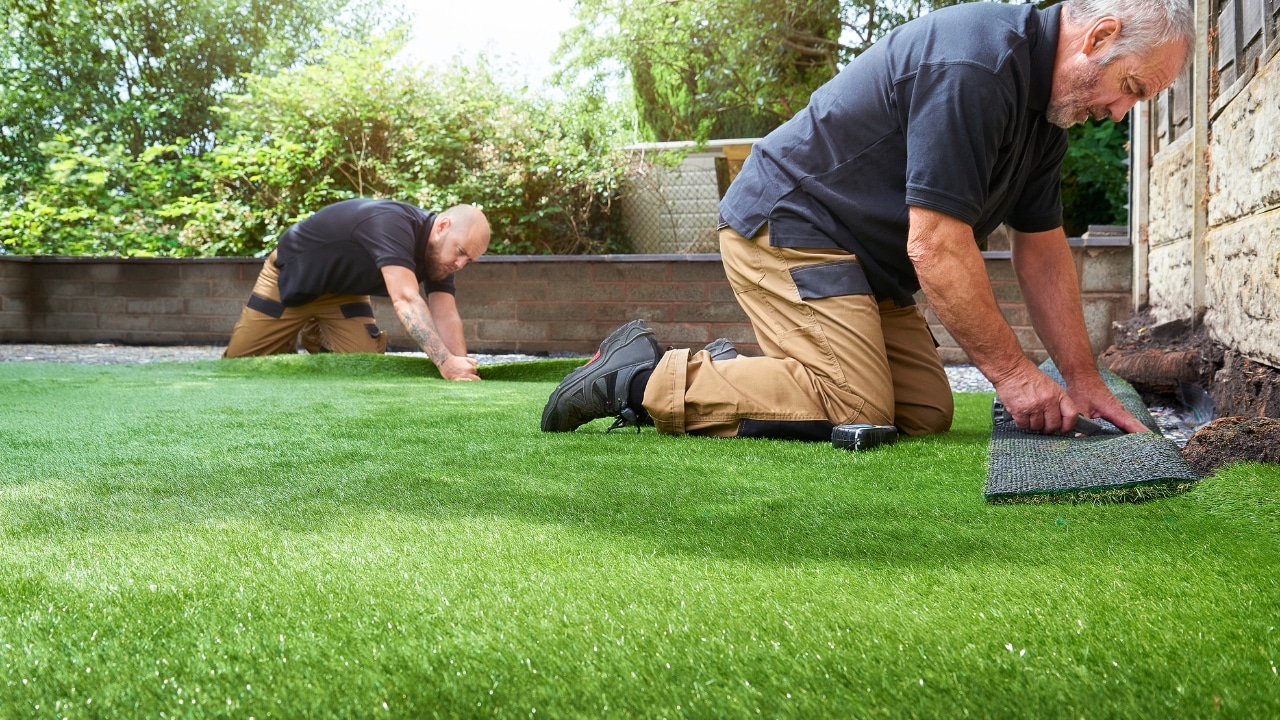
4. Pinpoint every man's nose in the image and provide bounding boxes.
[1108,96,1139,121]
